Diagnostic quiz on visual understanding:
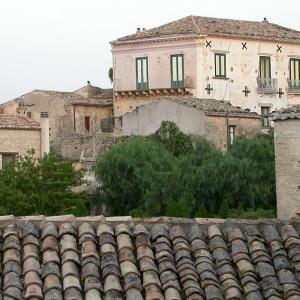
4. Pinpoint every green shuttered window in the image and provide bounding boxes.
[136,57,149,90]
[215,53,226,78]
[171,54,184,88]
